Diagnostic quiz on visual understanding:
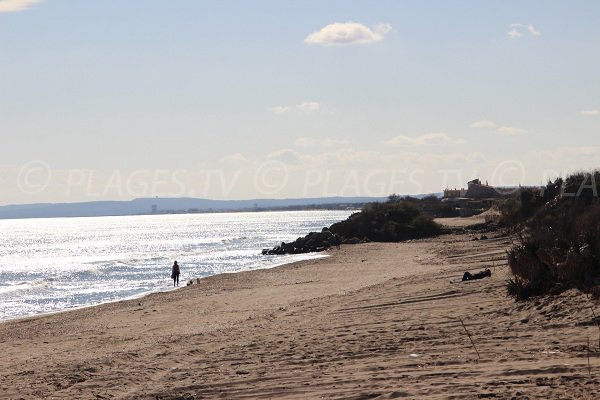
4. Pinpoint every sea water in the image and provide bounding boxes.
[0,210,353,321]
